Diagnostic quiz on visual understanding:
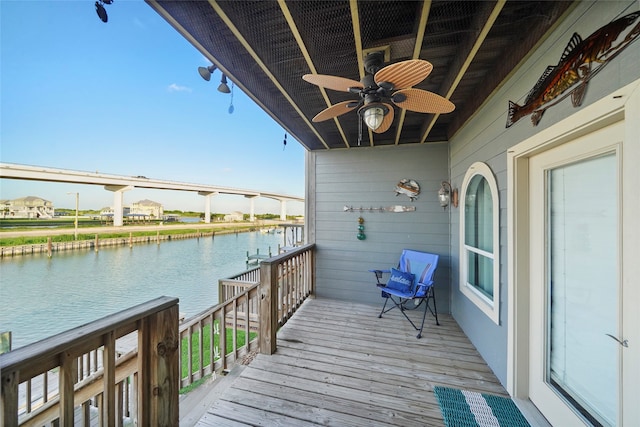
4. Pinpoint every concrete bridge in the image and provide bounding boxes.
[0,163,304,226]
